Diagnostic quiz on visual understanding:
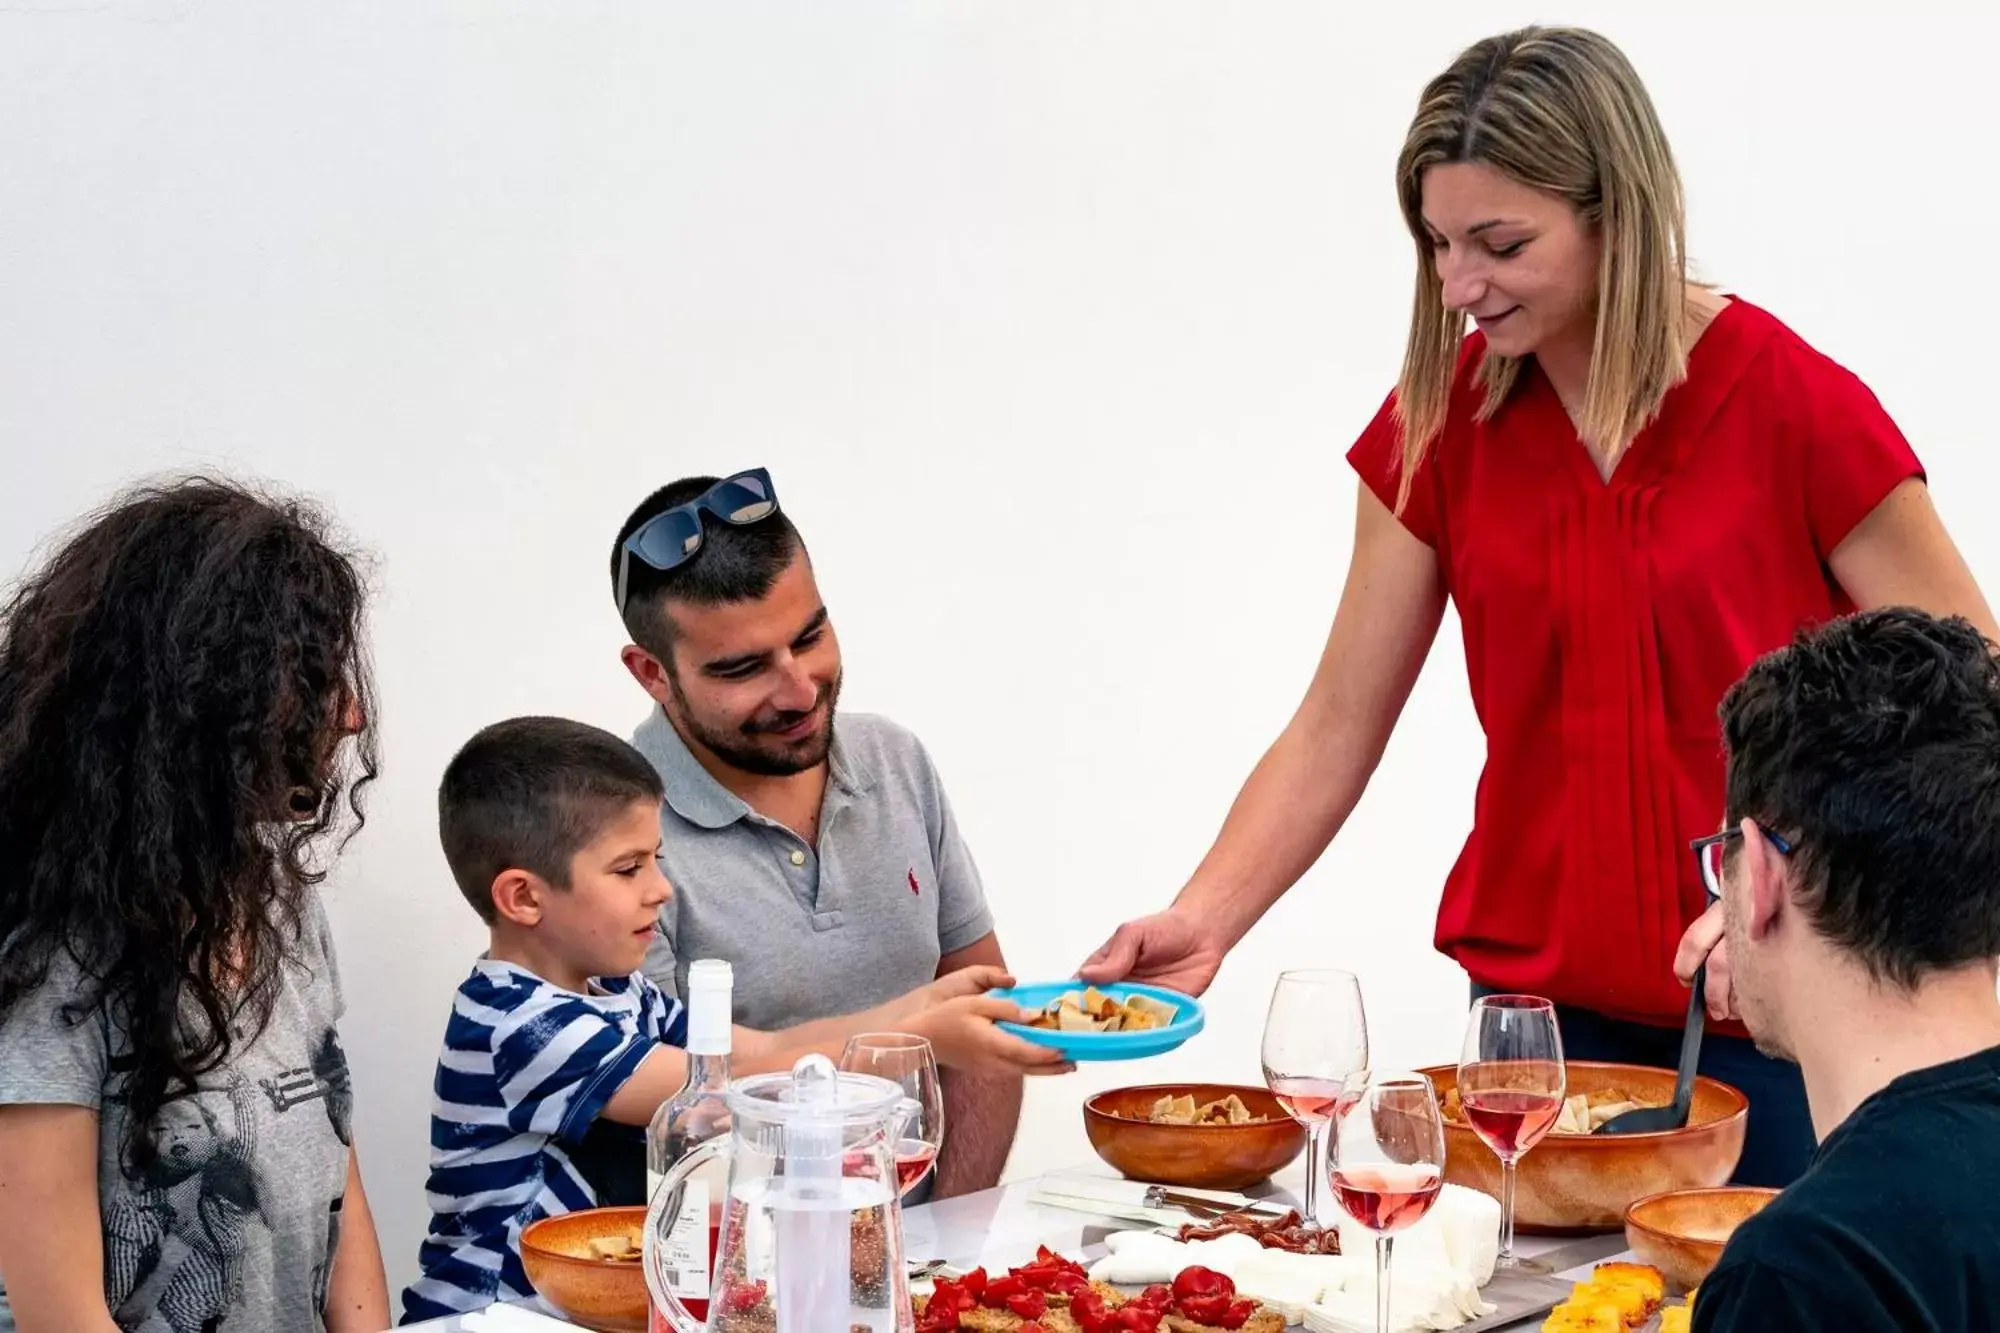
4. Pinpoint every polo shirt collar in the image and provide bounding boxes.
[632,706,870,831]
[828,726,871,800]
